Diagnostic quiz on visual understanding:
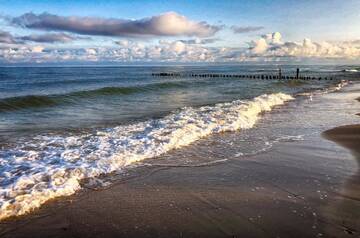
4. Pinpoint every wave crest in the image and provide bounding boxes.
[0,81,186,112]
[0,92,293,220]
